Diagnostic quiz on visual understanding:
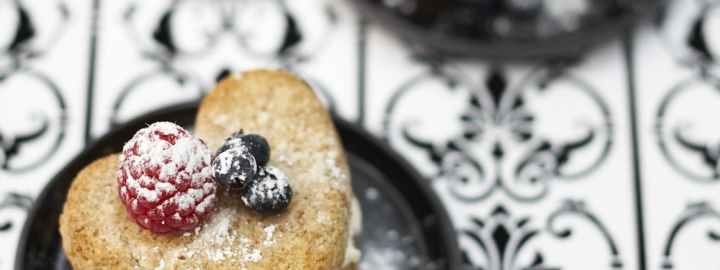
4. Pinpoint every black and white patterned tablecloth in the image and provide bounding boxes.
[0,0,718,269]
